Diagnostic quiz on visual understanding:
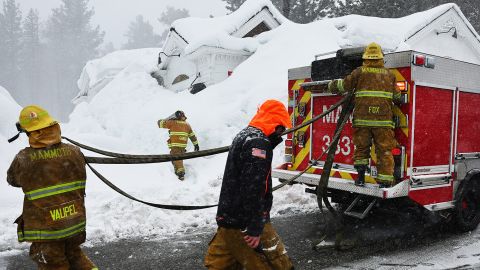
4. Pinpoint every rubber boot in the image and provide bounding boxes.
[354,165,366,187]
[176,171,185,181]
